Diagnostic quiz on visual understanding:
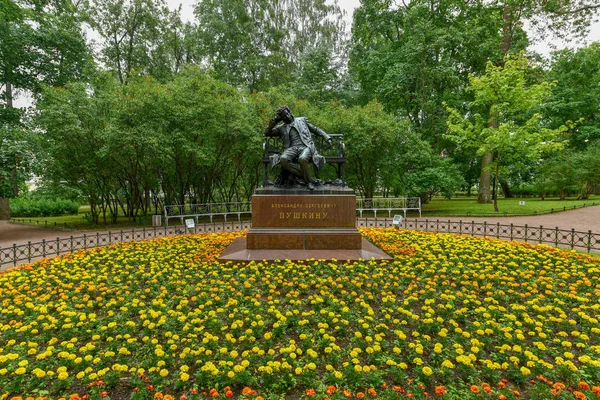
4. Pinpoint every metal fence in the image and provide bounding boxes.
[356,197,422,218]
[0,221,251,269]
[357,218,600,254]
[164,202,252,225]
[1,218,598,269]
